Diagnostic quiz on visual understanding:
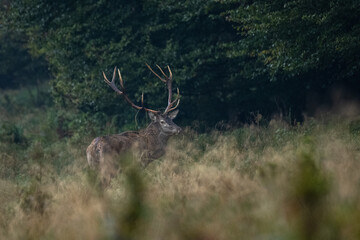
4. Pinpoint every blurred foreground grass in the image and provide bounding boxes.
[1,87,360,240]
